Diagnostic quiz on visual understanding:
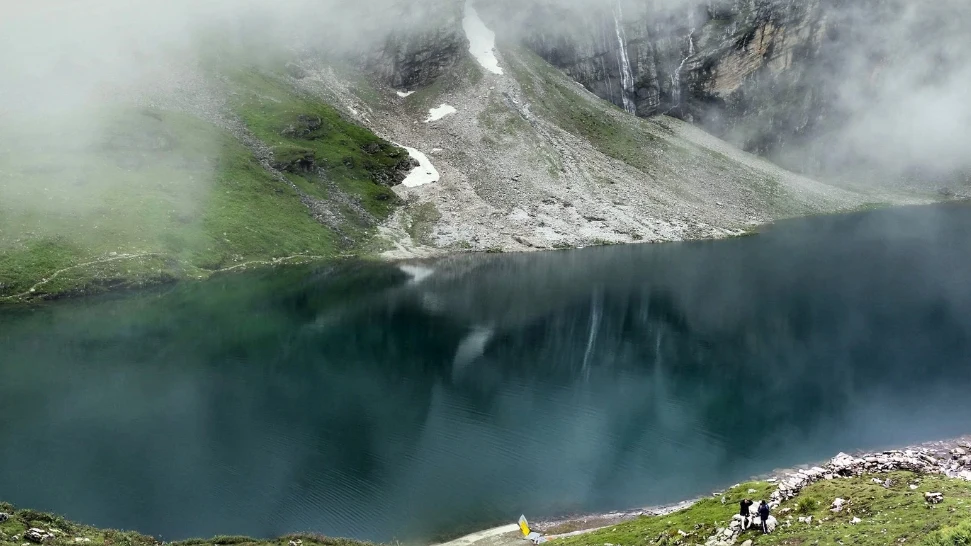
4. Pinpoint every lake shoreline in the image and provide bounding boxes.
[518,433,971,540]
[9,200,969,306]
[4,435,967,546]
